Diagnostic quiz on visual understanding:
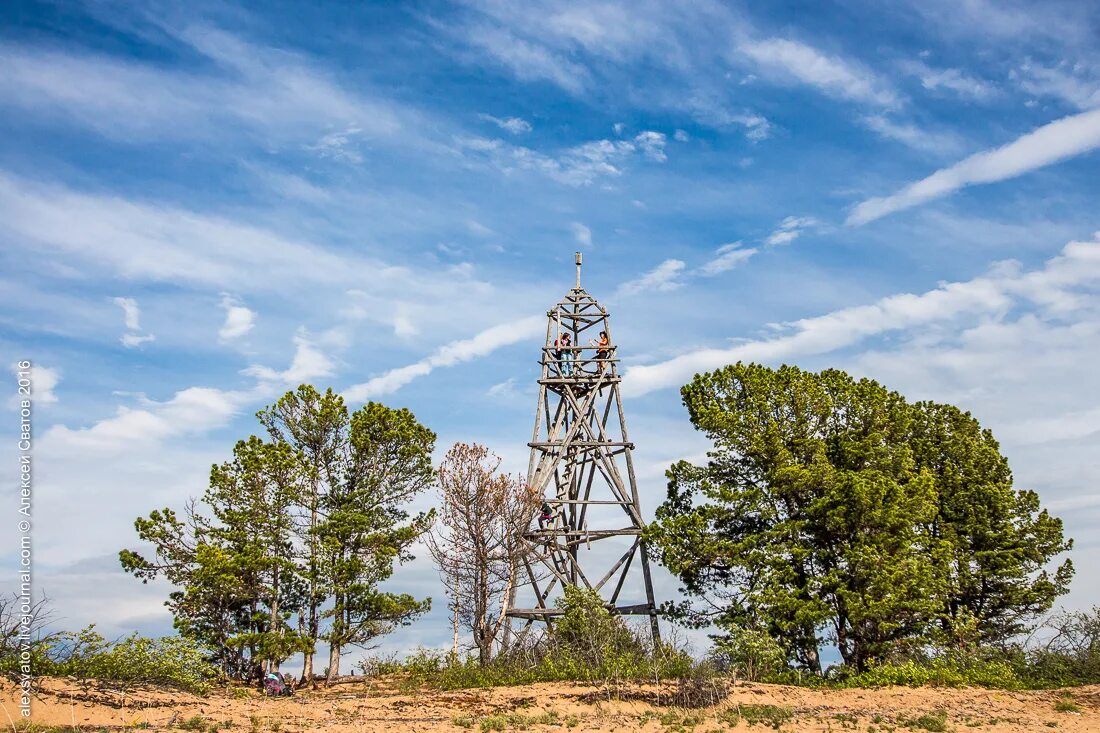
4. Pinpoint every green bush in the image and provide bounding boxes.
[711,627,786,682]
[40,626,218,693]
[738,704,793,728]
[1019,608,1100,687]
[704,606,1100,690]
[356,586,720,700]
[832,656,1022,689]
[899,709,948,731]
